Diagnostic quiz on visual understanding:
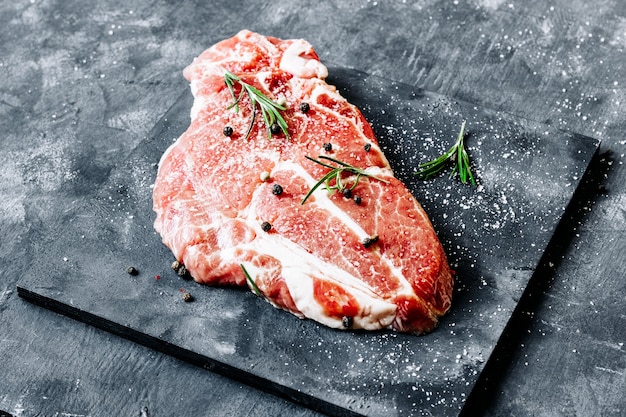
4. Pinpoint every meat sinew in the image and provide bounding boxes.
[153,30,453,334]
